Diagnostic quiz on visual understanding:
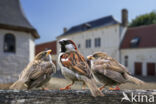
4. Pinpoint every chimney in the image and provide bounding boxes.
[121,9,128,27]
[63,27,67,33]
